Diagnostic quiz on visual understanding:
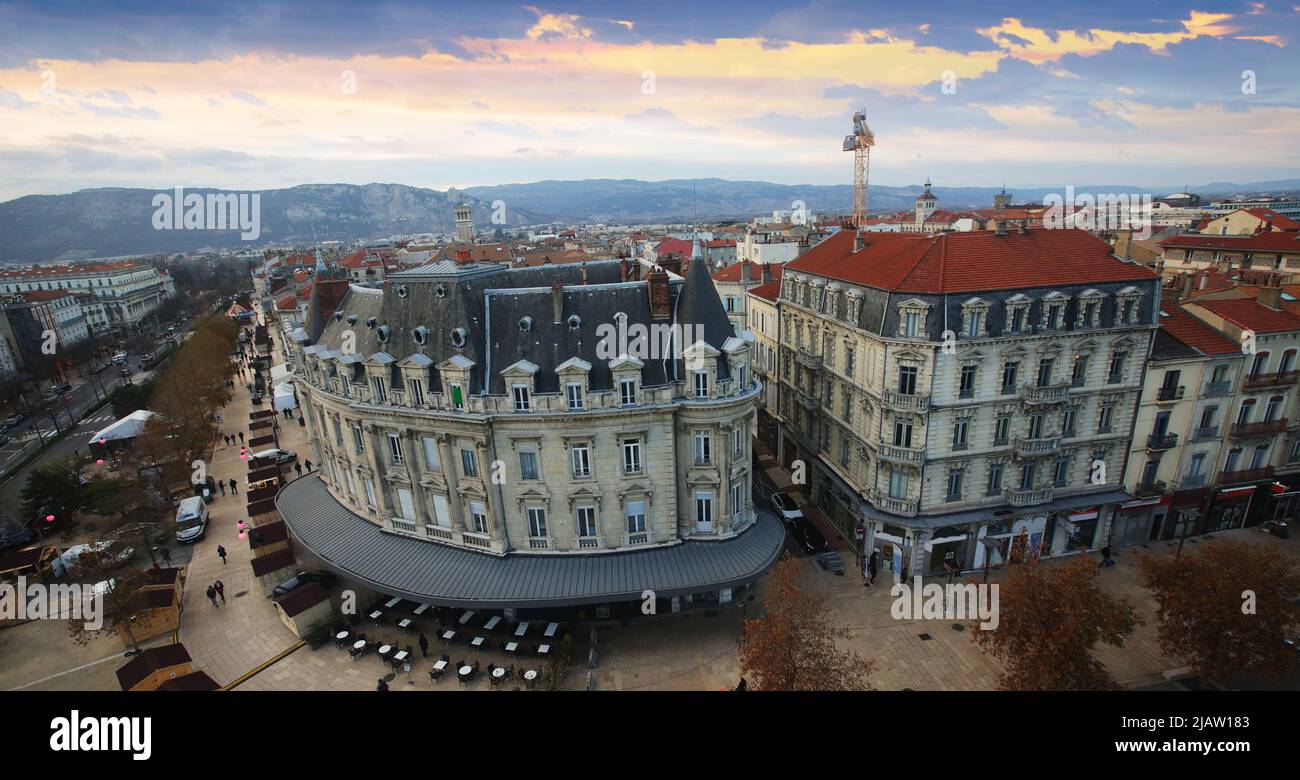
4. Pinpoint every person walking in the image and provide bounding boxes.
[418,632,429,658]
[304,459,313,472]
[867,551,878,586]
[295,462,303,477]
[206,585,219,607]
[298,415,305,427]
[223,434,230,446]
[217,545,227,565]
[229,478,238,494]
[238,432,244,444]
[376,678,389,692]
[218,481,226,496]
[214,579,226,604]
